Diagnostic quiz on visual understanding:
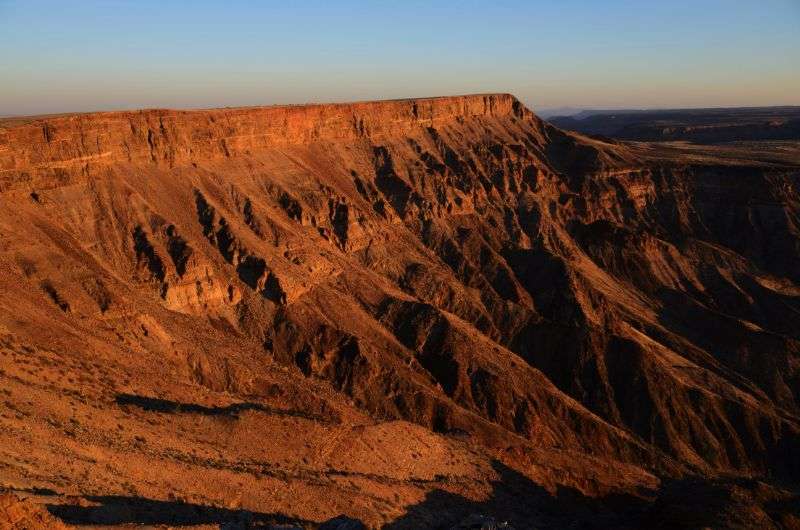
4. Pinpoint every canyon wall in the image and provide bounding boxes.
[1,94,799,527]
